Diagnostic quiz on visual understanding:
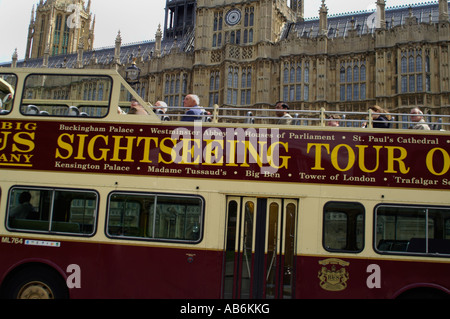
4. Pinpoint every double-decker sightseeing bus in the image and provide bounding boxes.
[0,68,448,299]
